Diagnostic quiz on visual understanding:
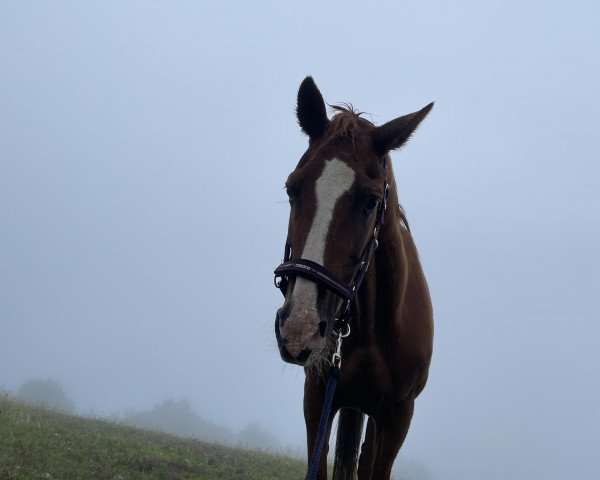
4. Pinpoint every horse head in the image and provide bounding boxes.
[274,76,432,367]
